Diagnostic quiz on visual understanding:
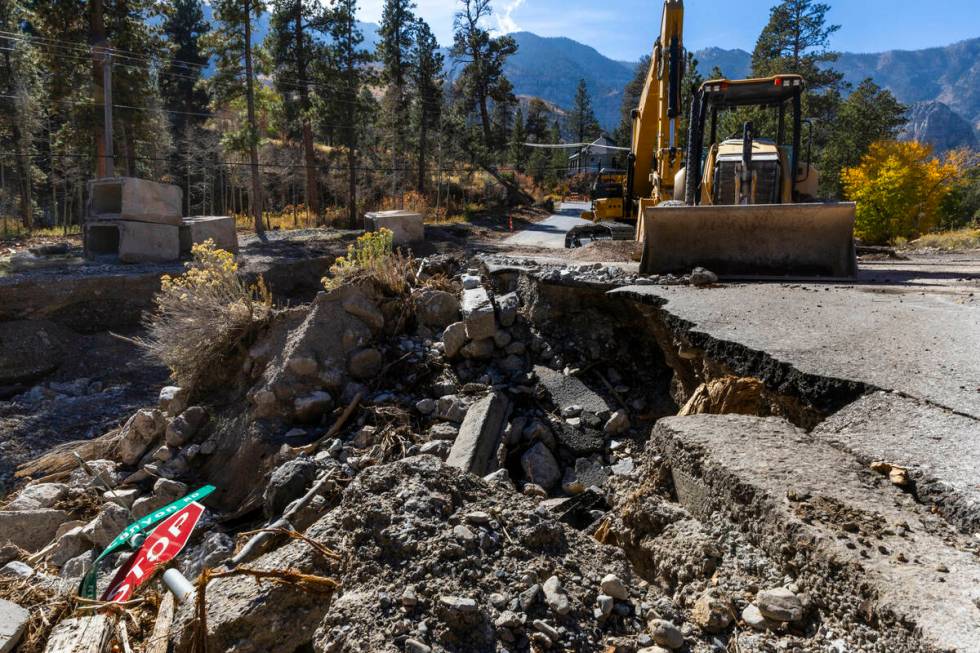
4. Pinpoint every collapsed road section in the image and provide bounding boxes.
[1,250,978,652]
